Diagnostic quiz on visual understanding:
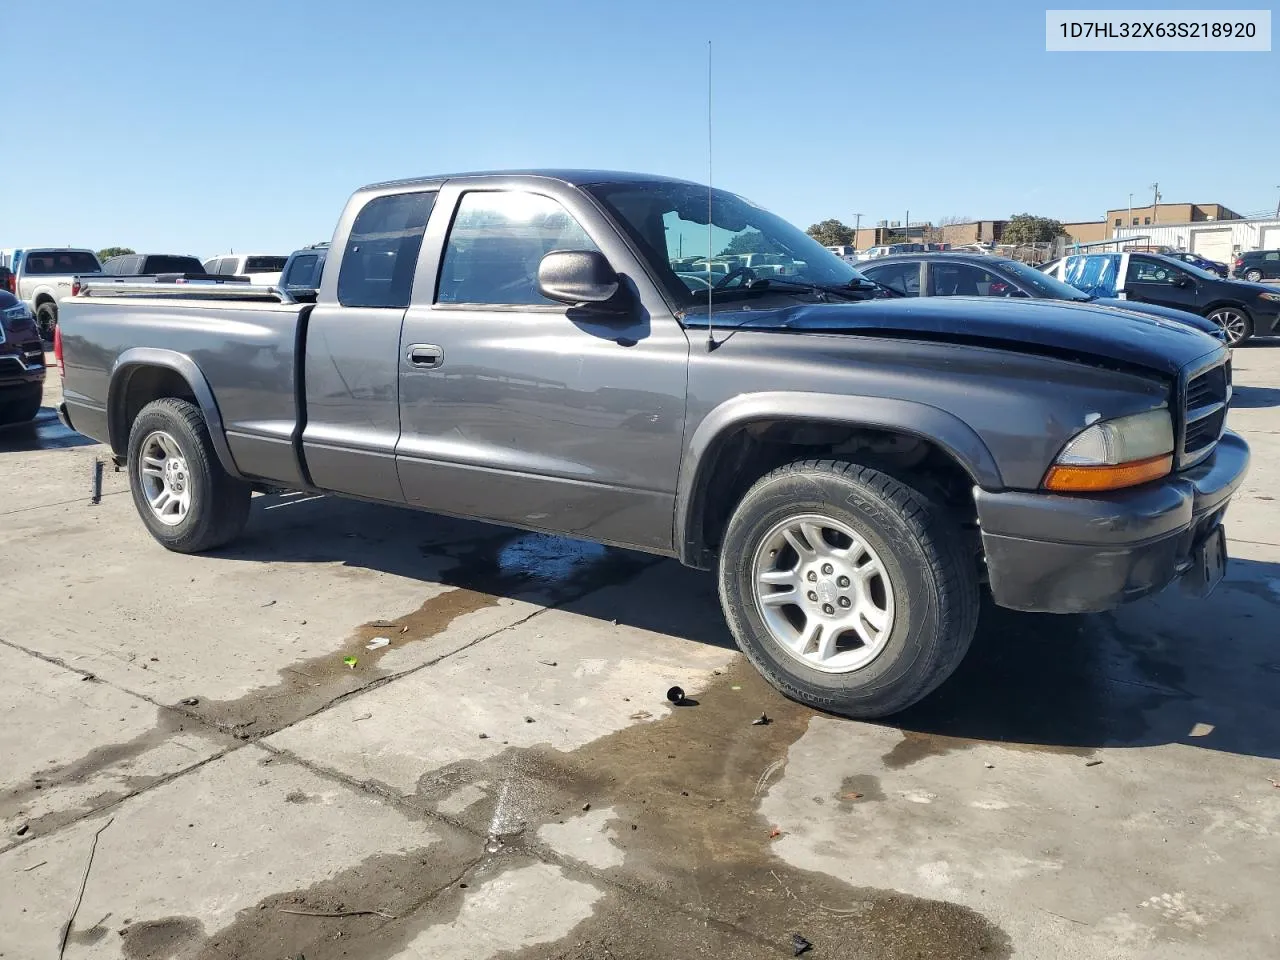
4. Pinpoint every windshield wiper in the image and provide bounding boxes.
[712,277,884,302]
